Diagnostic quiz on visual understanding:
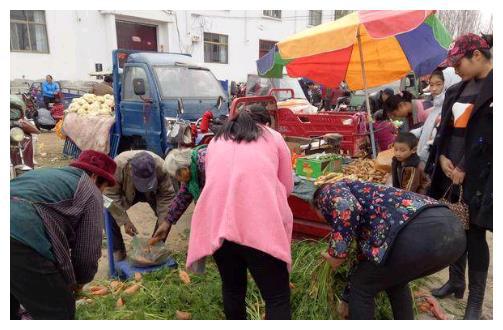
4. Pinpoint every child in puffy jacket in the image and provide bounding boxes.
[391,132,430,194]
